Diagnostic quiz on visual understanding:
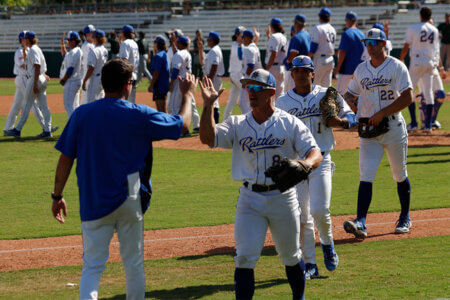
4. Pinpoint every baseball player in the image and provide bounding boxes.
[283,26,297,95]
[4,31,50,136]
[82,30,108,103]
[265,18,287,98]
[80,25,95,105]
[119,25,139,103]
[276,55,356,279]
[136,31,152,85]
[198,31,225,123]
[169,35,201,133]
[400,7,440,132]
[334,11,365,96]
[342,28,413,239]
[51,59,195,299]
[59,31,83,118]
[6,31,53,138]
[284,14,310,91]
[361,23,392,61]
[223,26,245,121]
[308,8,336,88]
[148,35,170,113]
[417,66,446,129]
[199,69,323,300]
[239,29,262,114]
